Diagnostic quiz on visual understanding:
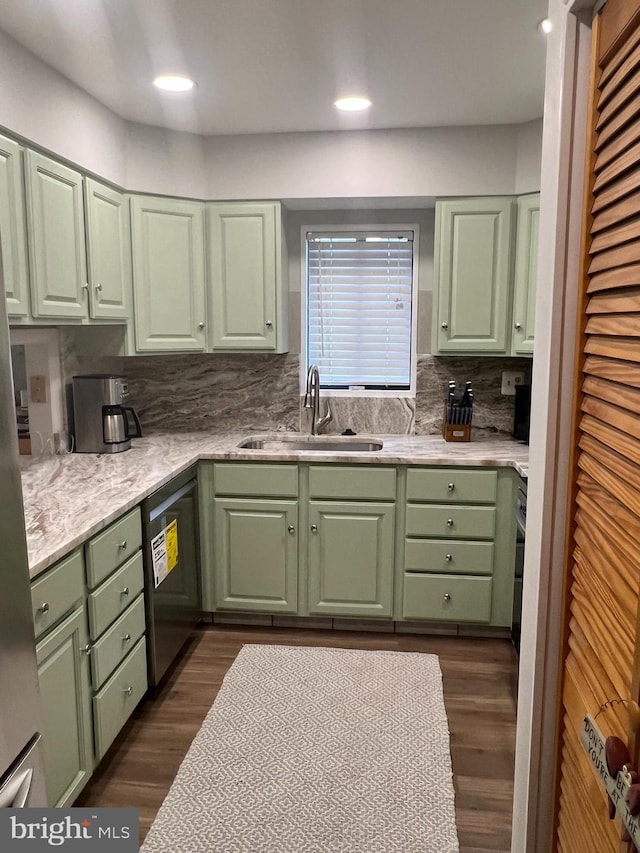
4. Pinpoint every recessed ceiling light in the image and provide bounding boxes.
[538,18,552,34]
[153,74,195,92]
[334,96,372,112]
